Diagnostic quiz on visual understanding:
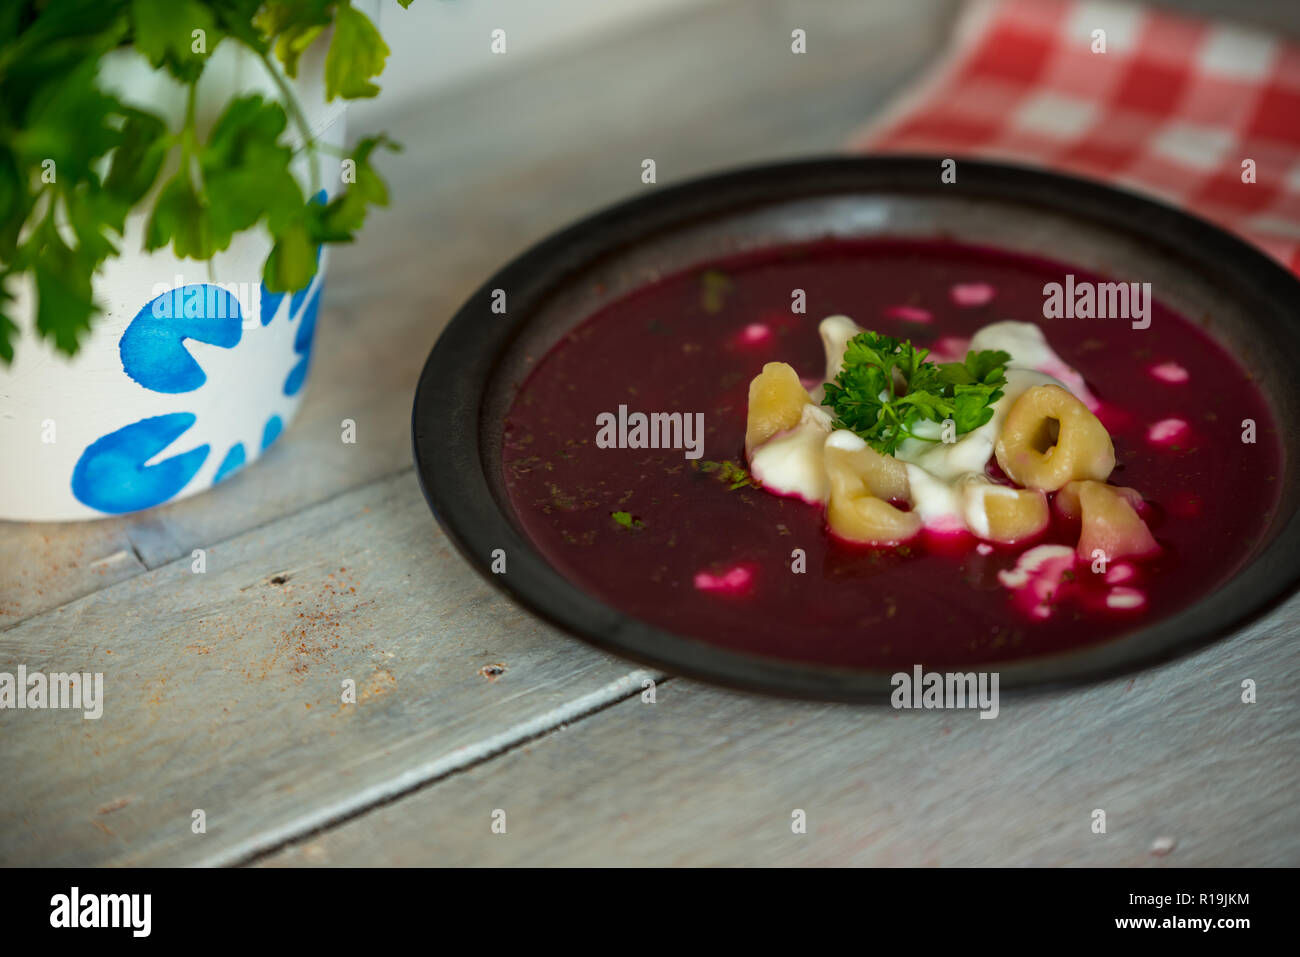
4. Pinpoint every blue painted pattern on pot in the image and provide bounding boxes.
[71,240,325,515]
